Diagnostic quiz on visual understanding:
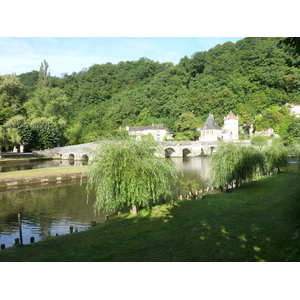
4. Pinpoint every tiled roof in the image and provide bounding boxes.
[201,114,222,130]
[127,124,169,131]
[225,111,238,120]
